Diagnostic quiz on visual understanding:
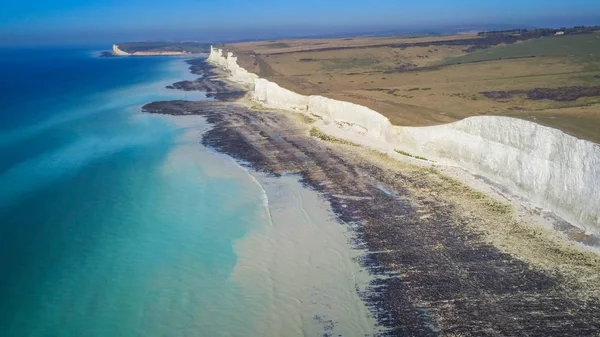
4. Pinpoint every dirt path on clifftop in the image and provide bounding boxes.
[143,59,600,336]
